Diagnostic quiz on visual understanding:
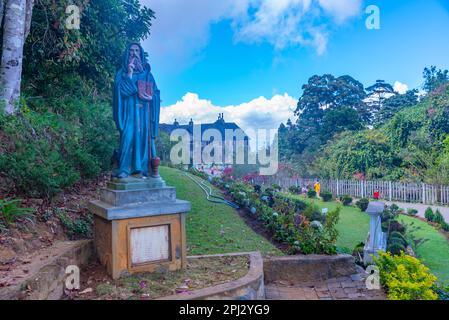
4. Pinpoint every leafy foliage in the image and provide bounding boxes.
[423,66,449,93]
[339,195,352,206]
[425,207,435,222]
[0,198,35,227]
[375,251,438,300]
[355,198,369,212]
[307,189,316,198]
[279,67,449,184]
[220,179,340,255]
[320,191,333,202]
[0,0,154,198]
[56,209,93,239]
